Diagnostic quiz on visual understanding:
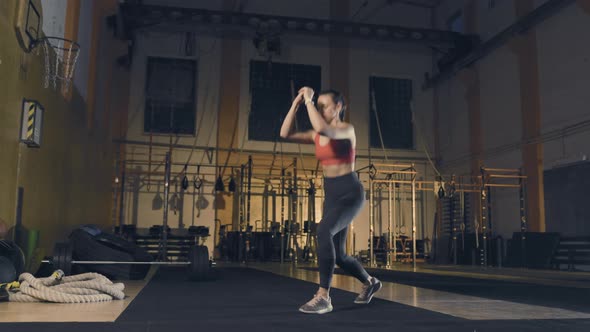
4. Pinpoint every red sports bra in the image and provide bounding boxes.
[314,133,355,166]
